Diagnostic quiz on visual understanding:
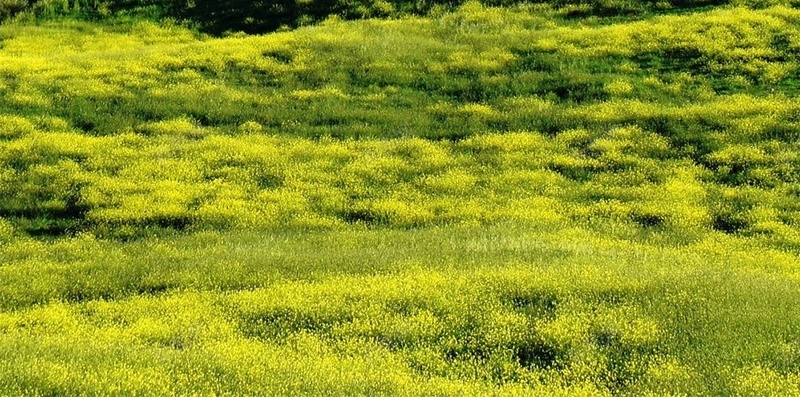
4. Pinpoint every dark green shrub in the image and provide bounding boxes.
[0,0,26,21]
